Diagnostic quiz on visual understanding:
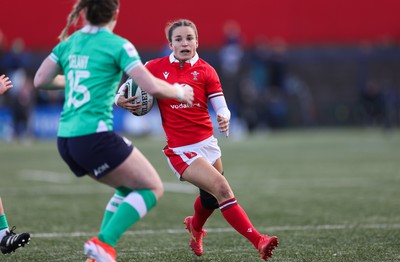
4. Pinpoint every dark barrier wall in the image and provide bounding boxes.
[1,0,400,50]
